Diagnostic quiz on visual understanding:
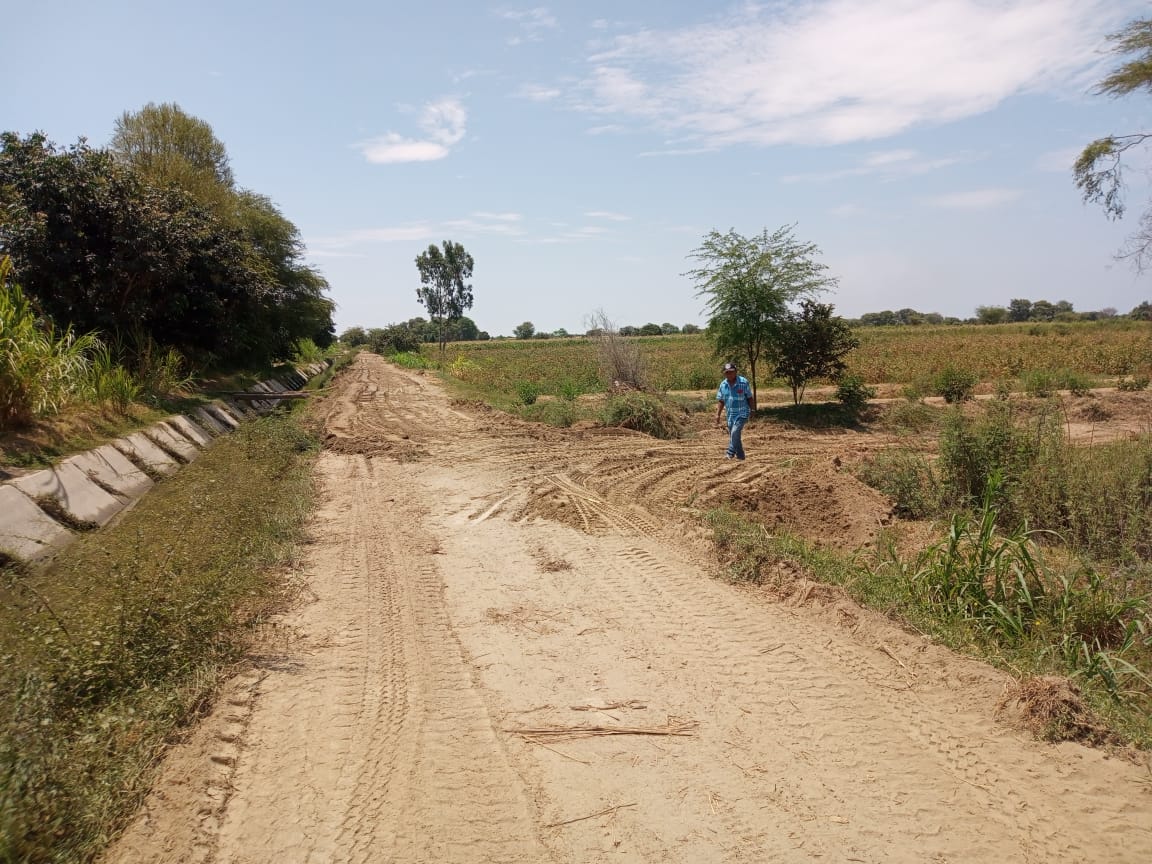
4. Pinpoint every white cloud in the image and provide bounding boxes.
[781,148,971,183]
[360,97,467,164]
[585,210,631,221]
[311,213,525,252]
[929,188,1023,209]
[498,6,558,44]
[1035,146,1081,173]
[572,0,1130,148]
[515,83,562,102]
